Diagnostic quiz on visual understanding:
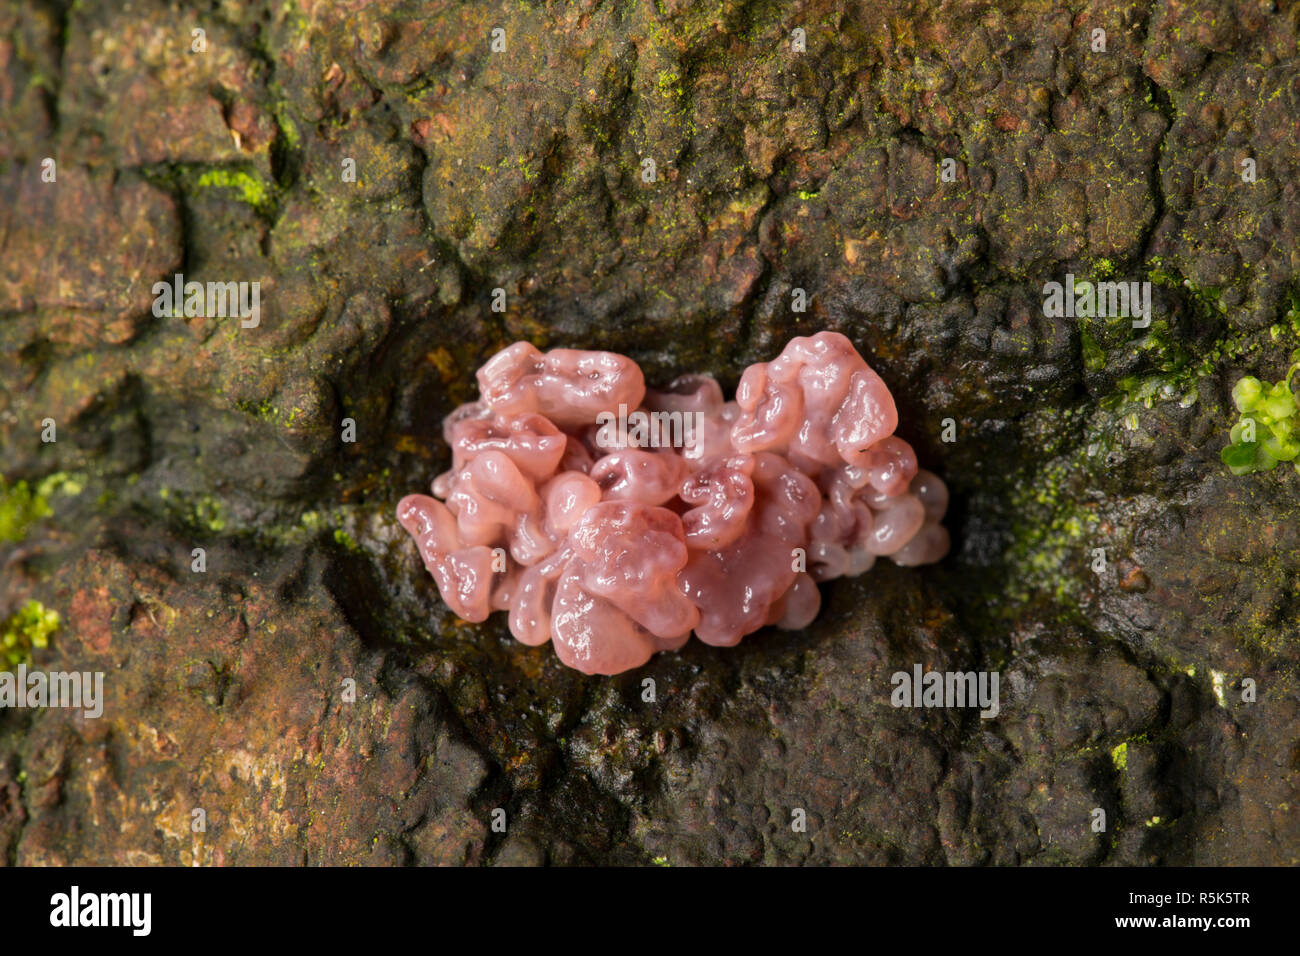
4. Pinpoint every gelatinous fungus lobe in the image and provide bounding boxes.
[397,332,949,675]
